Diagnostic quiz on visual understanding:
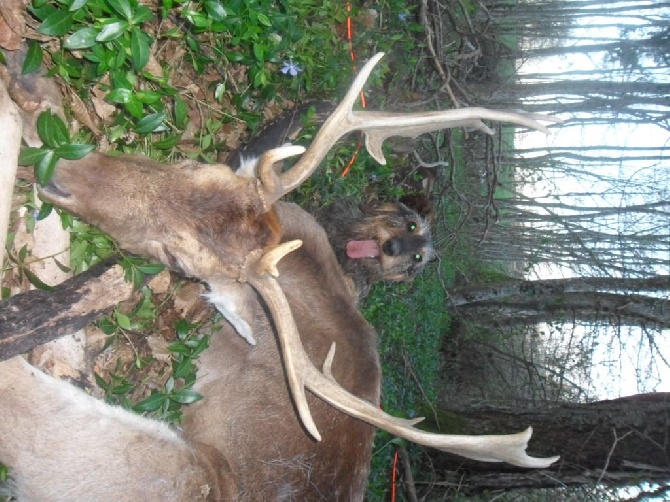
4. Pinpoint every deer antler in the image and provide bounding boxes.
[258,52,562,206]
[247,269,559,468]
[240,54,561,465]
